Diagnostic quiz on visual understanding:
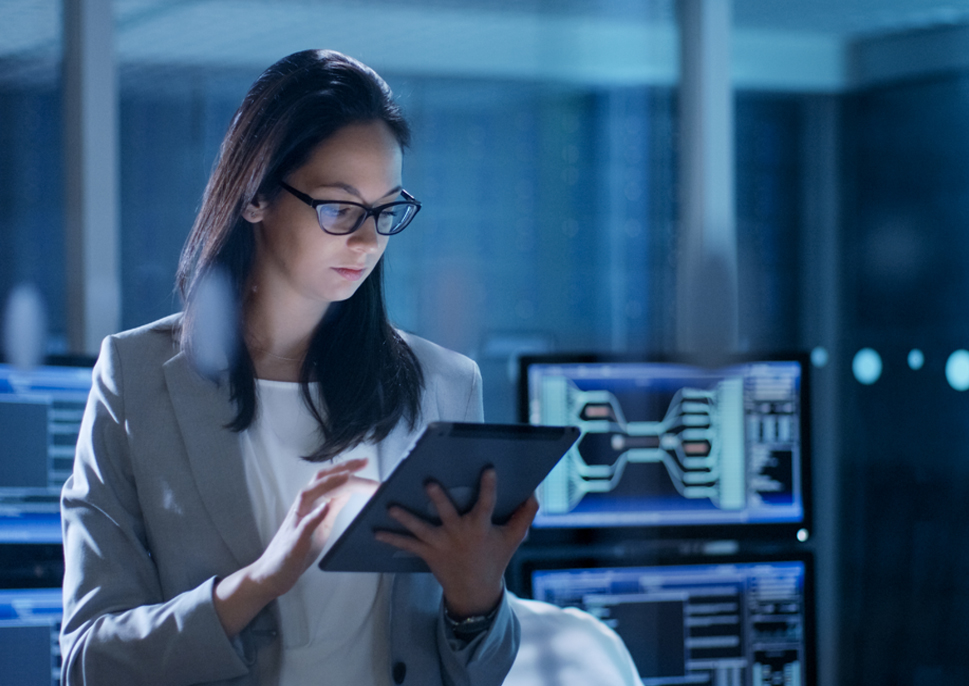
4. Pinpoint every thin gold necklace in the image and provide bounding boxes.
[254,348,302,363]
[245,331,305,363]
